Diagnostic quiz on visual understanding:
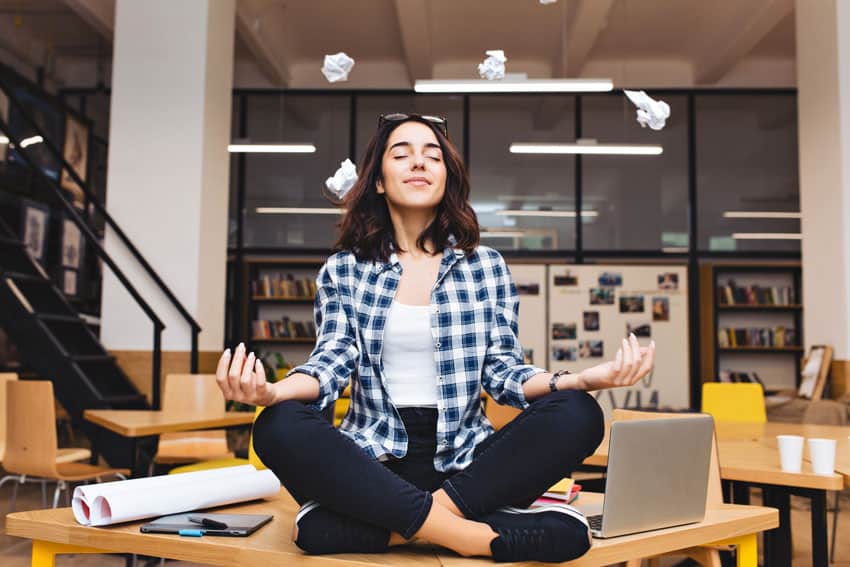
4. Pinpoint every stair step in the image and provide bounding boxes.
[3,272,47,283]
[36,313,85,324]
[70,354,115,363]
[100,393,149,406]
